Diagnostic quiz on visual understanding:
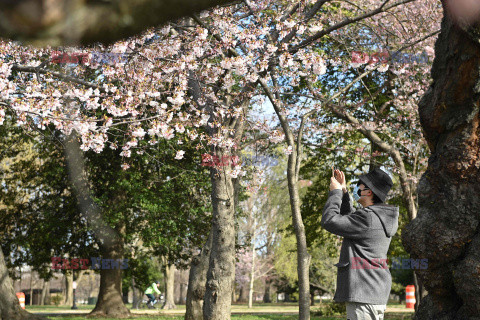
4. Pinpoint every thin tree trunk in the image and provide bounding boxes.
[131,279,140,309]
[248,217,256,309]
[0,249,42,320]
[247,249,255,308]
[185,230,213,320]
[178,283,186,305]
[260,75,312,320]
[40,280,49,306]
[29,275,33,306]
[162,263,176,310]
[64,272,73,306]
[203,159,236,320]
[286,154,311,320]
